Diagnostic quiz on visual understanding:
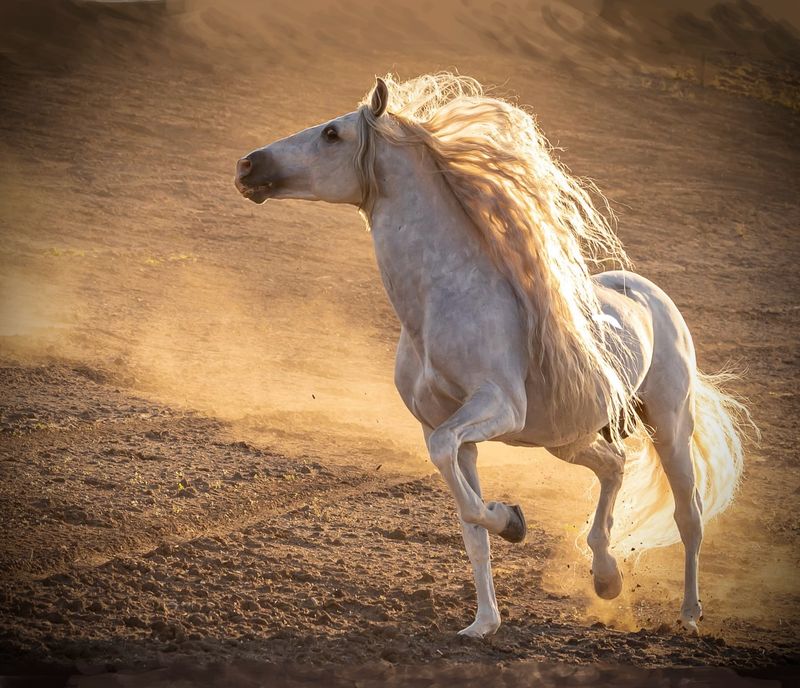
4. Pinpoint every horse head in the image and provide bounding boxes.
[235,78,389,206]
